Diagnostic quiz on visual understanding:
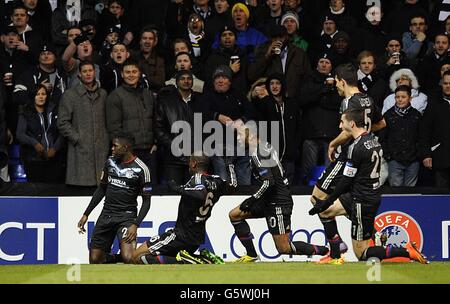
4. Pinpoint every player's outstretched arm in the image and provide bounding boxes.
[168,180,208,200]
[371,118,386,132]
[328,131,352,161]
